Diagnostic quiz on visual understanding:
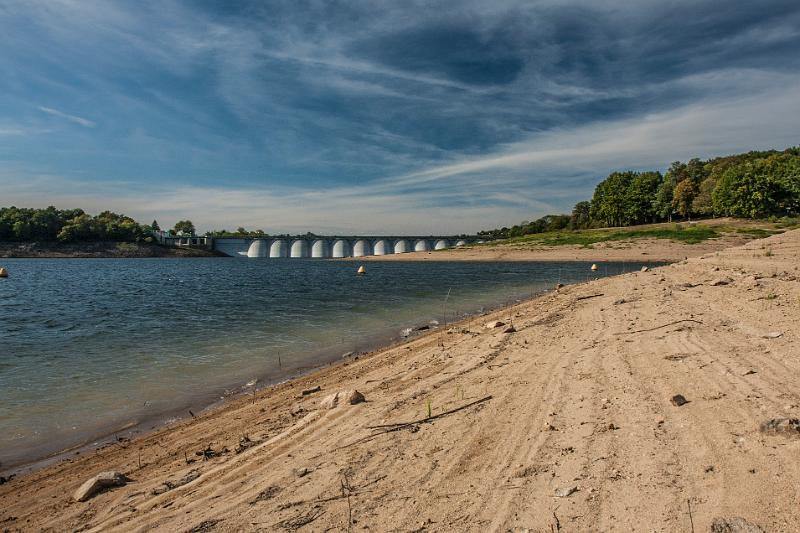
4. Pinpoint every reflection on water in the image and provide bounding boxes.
[0,258,655,468]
